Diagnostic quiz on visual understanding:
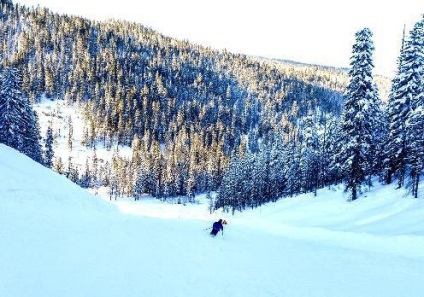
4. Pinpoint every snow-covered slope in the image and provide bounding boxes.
[1,144,424,297]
